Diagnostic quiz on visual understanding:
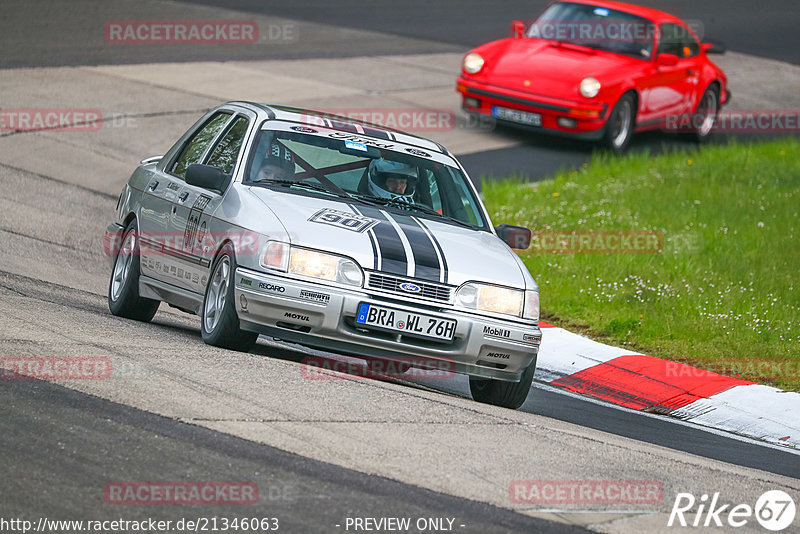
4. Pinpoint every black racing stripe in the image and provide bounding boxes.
[355,206,407,276]
[416,218,449,284]
[386,213,442,283]
[348,204,379,270]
